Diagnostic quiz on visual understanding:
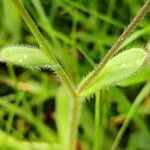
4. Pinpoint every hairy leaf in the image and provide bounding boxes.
[0,46,55,68]
[79,48,147,97]
[118,65,150,86]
